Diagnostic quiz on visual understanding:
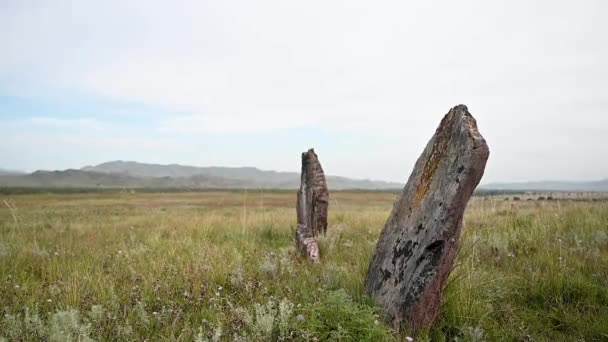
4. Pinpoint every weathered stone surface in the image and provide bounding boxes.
[295,224,320,263]
[296,149,328,262]
[297,149,329,237]
[365,105,489,329]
